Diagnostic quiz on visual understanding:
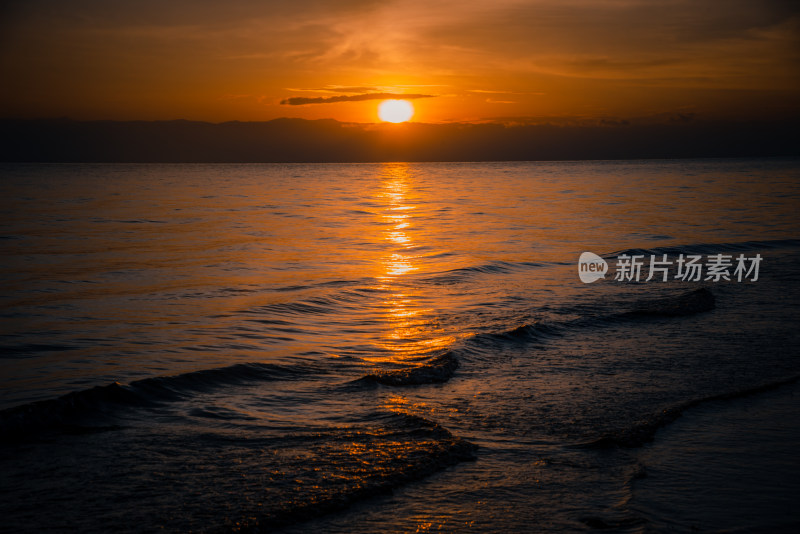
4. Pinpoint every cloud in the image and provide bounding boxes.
[2,0,796,121]
[469,89,545,96]
[285,86,380,94]
[281,92,436,105]
[218,93,251,100]
[323,85,379,93]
